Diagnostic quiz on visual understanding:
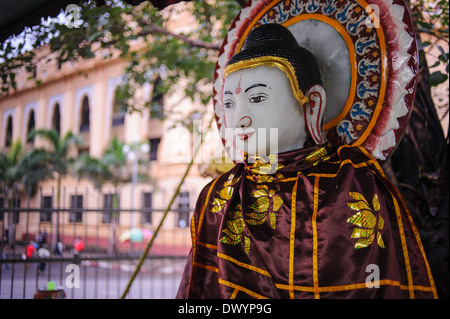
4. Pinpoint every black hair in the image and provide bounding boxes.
[226,24,323,95]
